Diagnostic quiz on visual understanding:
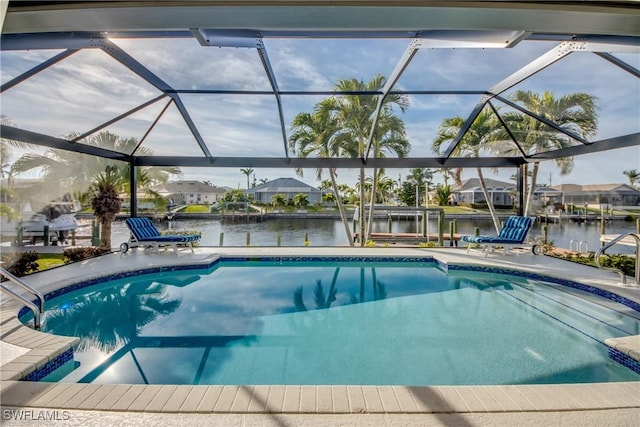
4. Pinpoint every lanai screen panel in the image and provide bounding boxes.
[0,9,638,169]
